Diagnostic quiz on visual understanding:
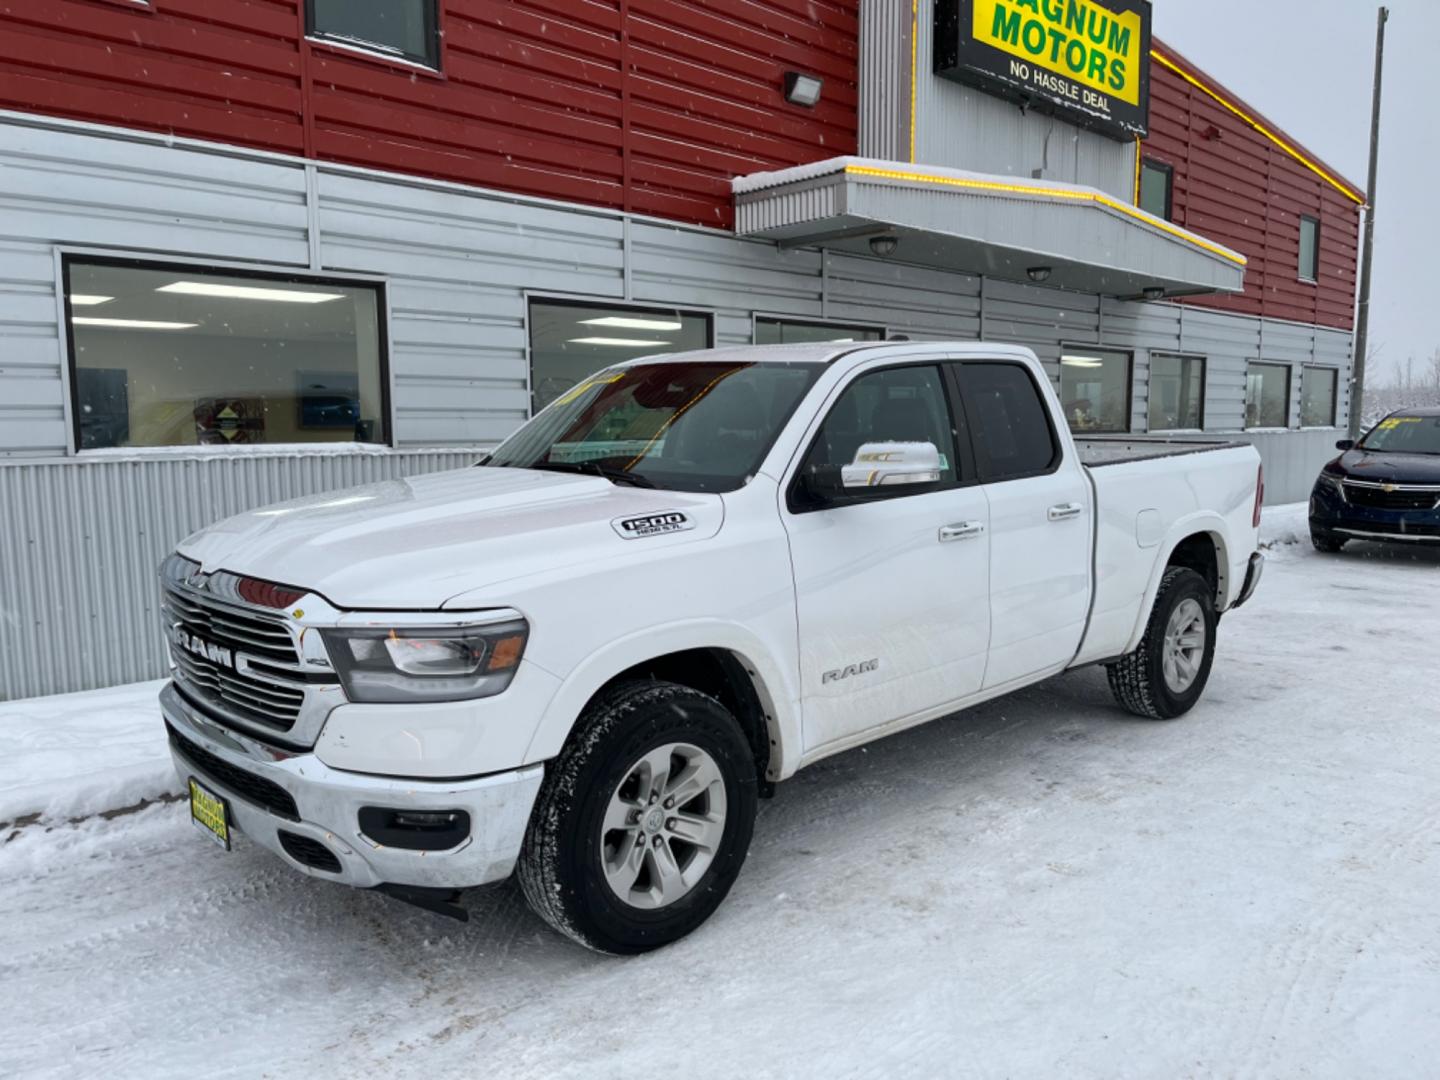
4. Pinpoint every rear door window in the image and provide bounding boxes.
[952,362,1060,482]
